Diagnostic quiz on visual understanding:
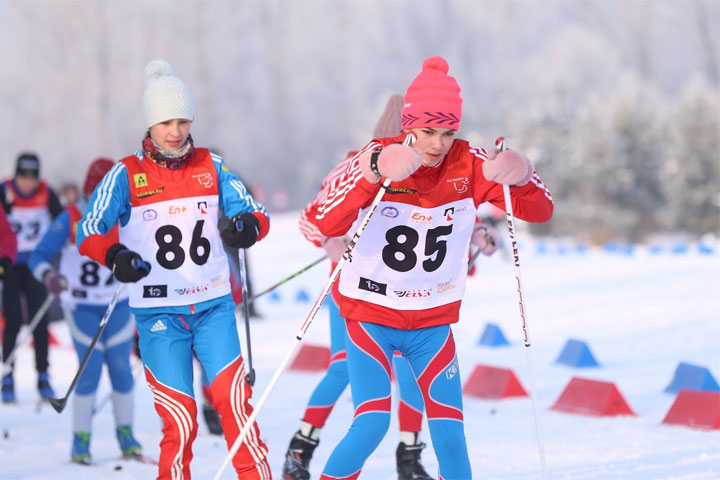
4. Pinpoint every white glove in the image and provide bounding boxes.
[359,144,423,184]
[482,149,533,186]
